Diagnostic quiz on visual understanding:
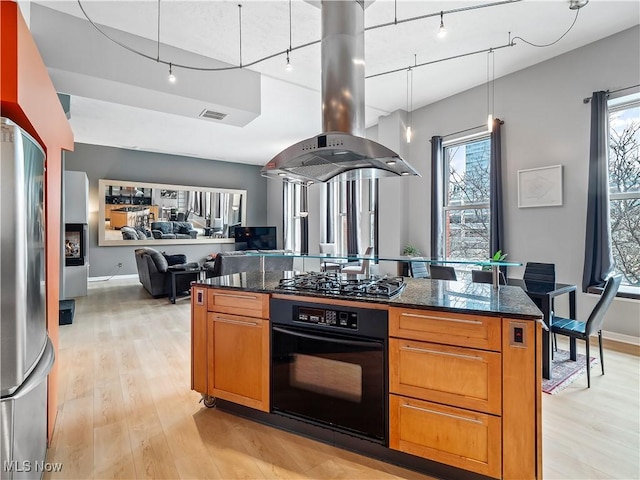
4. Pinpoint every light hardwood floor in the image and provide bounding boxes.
[45,277,640,480]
